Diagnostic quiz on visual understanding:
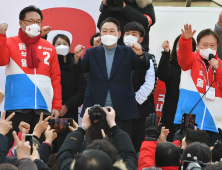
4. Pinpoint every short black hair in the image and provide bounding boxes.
[183,142,211,169]
[19,5,43,21]
[90,32,100,46]
[124,21,145,37]
[155,142,180,167]
[185,130,211,147]
[72,149,113,170]
[100,17,120,31]
[87,138,117,163]
[0,163,18,170]
[197,29,219,44]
